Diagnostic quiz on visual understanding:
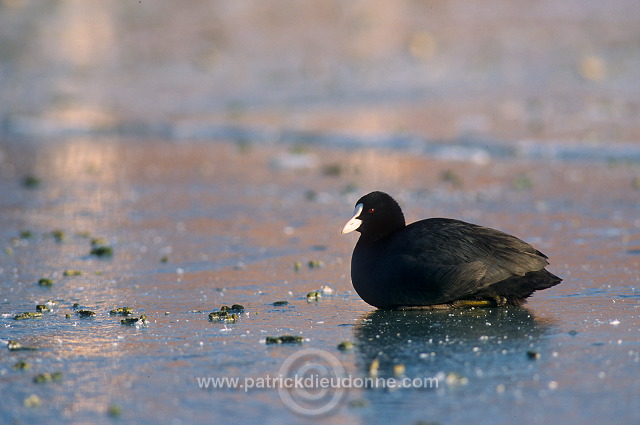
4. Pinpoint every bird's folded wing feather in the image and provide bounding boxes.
[396,219,551,303]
